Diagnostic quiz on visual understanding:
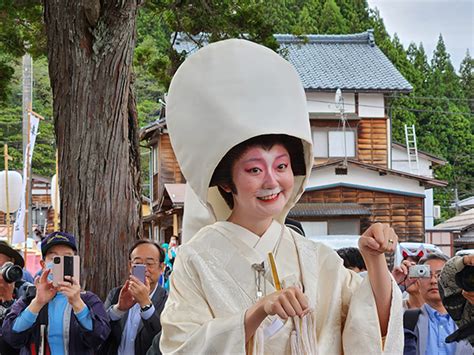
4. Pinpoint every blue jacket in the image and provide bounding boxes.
[1,291,110,355]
